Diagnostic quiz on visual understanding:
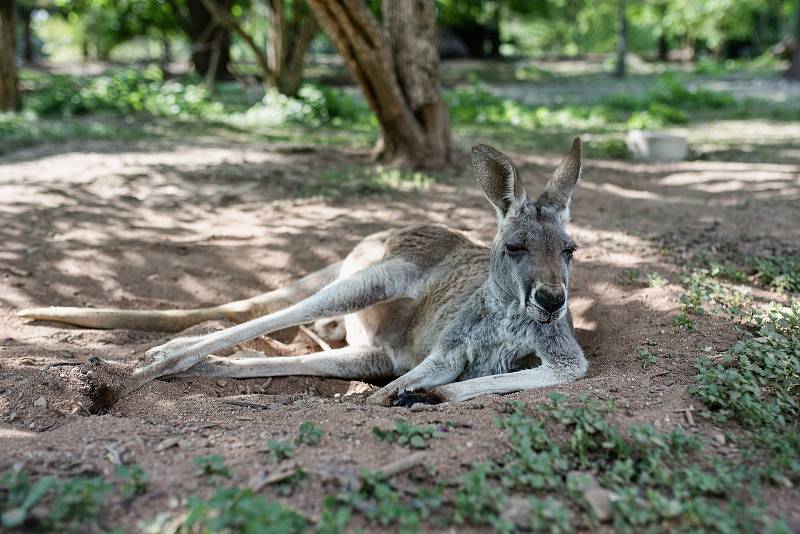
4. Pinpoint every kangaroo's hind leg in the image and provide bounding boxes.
[175,345,395,382]
[100,259,419,406]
